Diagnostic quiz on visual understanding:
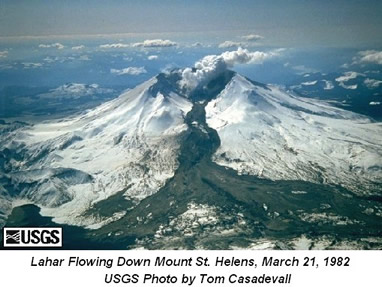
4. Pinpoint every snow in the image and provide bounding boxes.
[142,202,249,248]
[152,202,220,239]
[85,211,127,230]
[2,69,382,232]
[206,74,382,196]
[291,190,308,195]
[299,212,361,225]
[245,241,276,250]
[2,76,193,227]
[291,235,312,250]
